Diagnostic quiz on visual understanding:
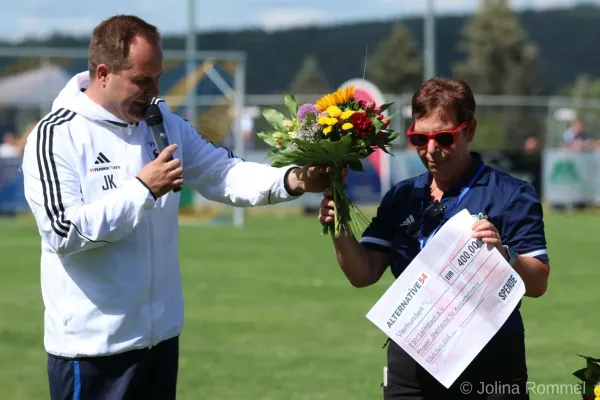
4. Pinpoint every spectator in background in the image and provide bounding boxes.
[0,133,20,158]
[523,136,538,154]
[563,119,595,150]
[0,121,37,158]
